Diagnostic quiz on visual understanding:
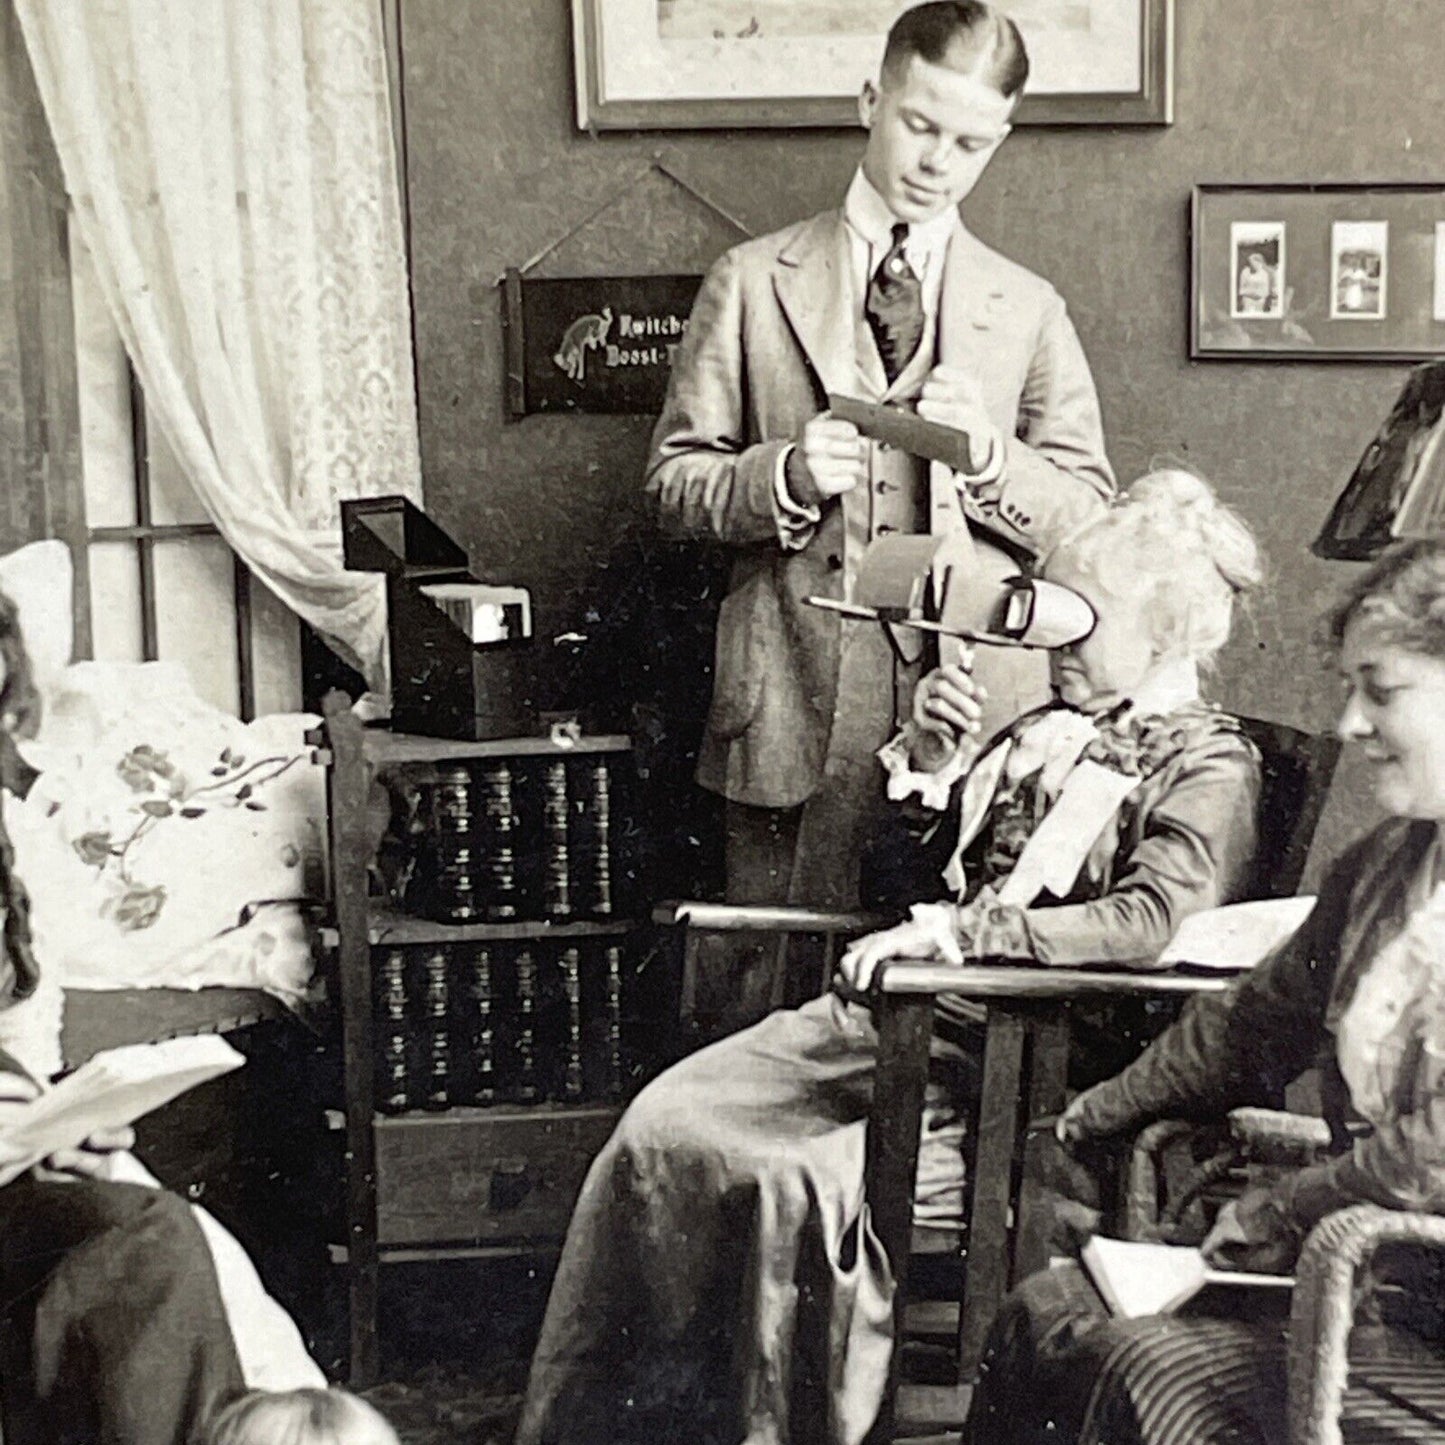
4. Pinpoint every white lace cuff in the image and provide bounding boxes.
[878,725,974,810]
[907,902,966,965]
[951,425,1006,496]
[773,444,821,552]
